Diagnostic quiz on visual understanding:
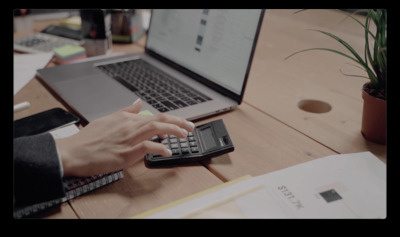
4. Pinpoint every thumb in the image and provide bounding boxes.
[121,98,143,114]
